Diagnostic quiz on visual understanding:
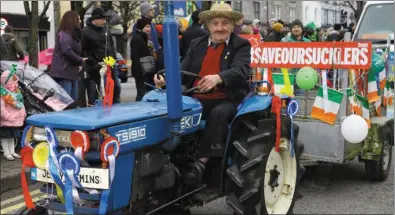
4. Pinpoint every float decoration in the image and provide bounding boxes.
[287,99,299,157]
[70,130,91,161]
[295,66,319,90]
[341,114,369,144]
[57,151,83,214]
[99,135,120,214]
[102,56,116,107]
[20,125,36,210]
